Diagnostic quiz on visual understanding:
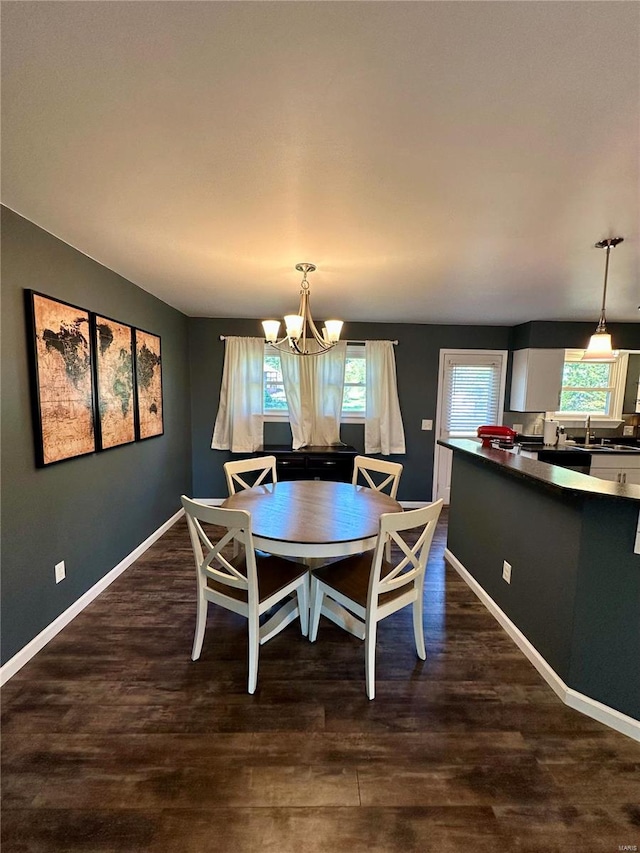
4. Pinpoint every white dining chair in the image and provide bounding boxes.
[308,499,444,700]
[224,455,278,495]
[181,495,309,694]
[223,456,278,556]
[352,455,403,559]
[352,455,403,499]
